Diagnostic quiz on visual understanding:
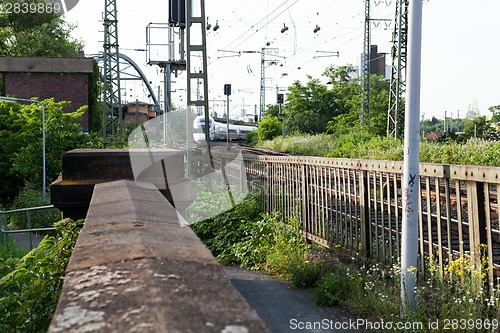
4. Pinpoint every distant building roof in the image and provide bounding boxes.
[425,132,442,140]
